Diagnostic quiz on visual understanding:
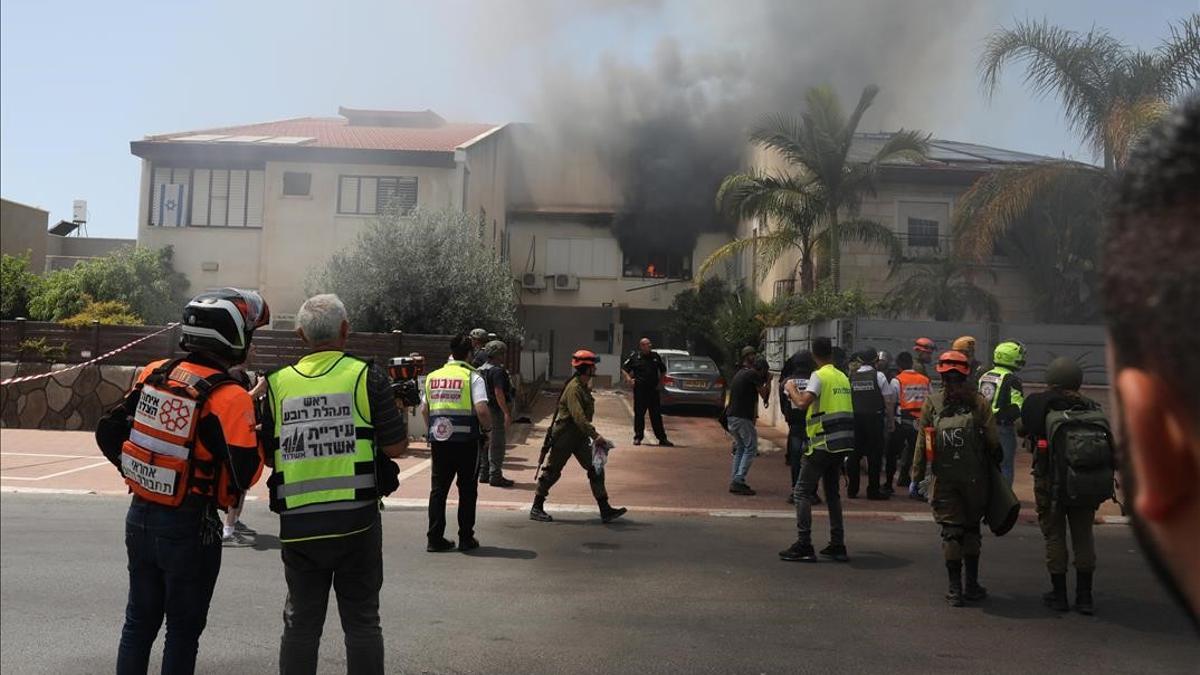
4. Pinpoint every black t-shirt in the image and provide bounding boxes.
[622,351,666,388]
[480,363,512,409]
[728,367,763,420]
